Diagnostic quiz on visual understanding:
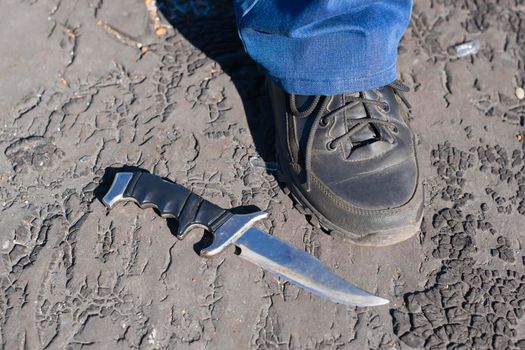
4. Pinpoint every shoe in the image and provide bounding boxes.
[270,80,423,246]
